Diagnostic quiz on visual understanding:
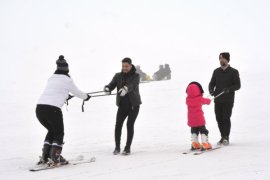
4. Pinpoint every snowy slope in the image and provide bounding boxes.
[1,0,270,179]
[0,71,270,180]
